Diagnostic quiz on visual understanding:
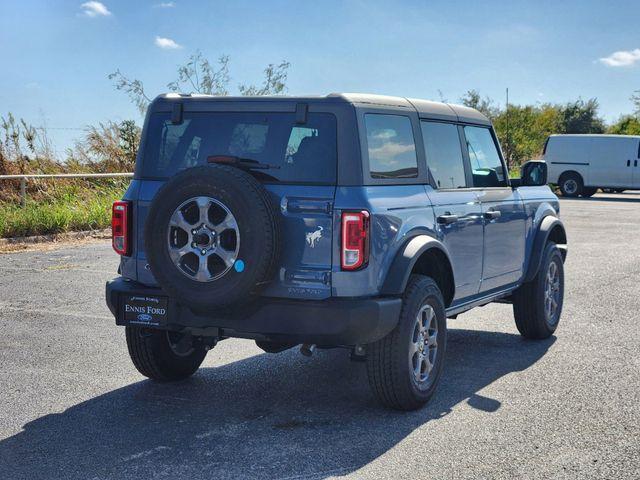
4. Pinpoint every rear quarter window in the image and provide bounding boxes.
[141,111,337,184]
[364,114,418,179]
